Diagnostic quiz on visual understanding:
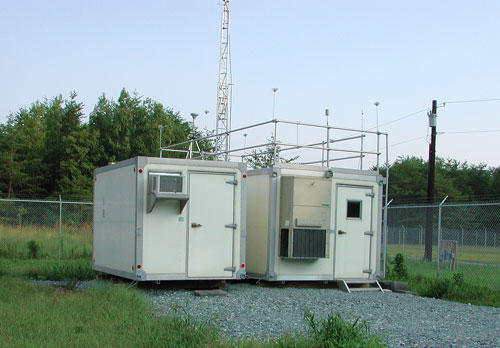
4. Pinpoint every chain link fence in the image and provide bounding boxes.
[0,198,92,259]
[386,202,500,289]
[2,197,498,290]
